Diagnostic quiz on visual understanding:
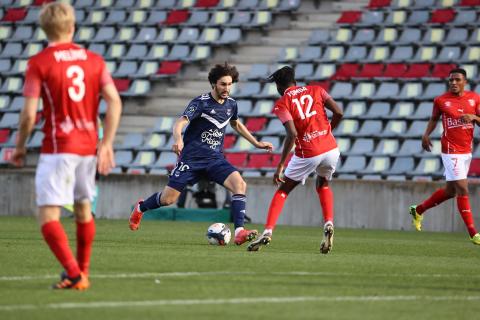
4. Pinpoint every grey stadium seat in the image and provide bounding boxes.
[344,138,374,156]
[361,102,391,119]
[357,120,383,137]
[384,157,415,175]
